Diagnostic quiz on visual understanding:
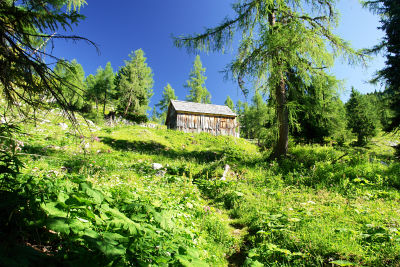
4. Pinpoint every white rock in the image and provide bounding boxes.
[221,164,230,180]
[152,163,163,170]
[58,122,68,130]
